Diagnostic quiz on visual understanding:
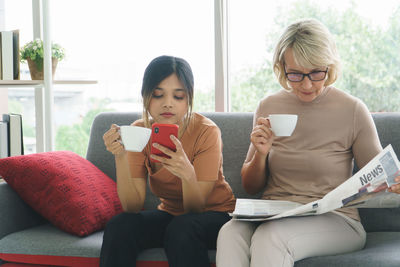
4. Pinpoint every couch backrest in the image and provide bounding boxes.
[87,111,400,231]
[86,112,258,210]
[358,112,400,232]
